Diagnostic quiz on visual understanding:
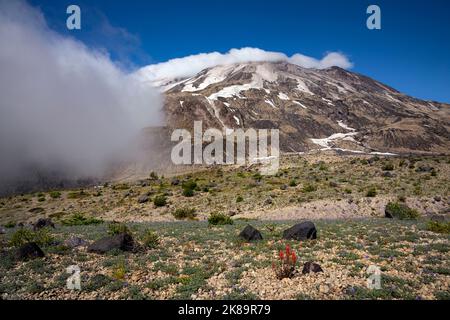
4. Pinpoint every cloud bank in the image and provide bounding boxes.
[137,47,353,82]
[0,0,163,193]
